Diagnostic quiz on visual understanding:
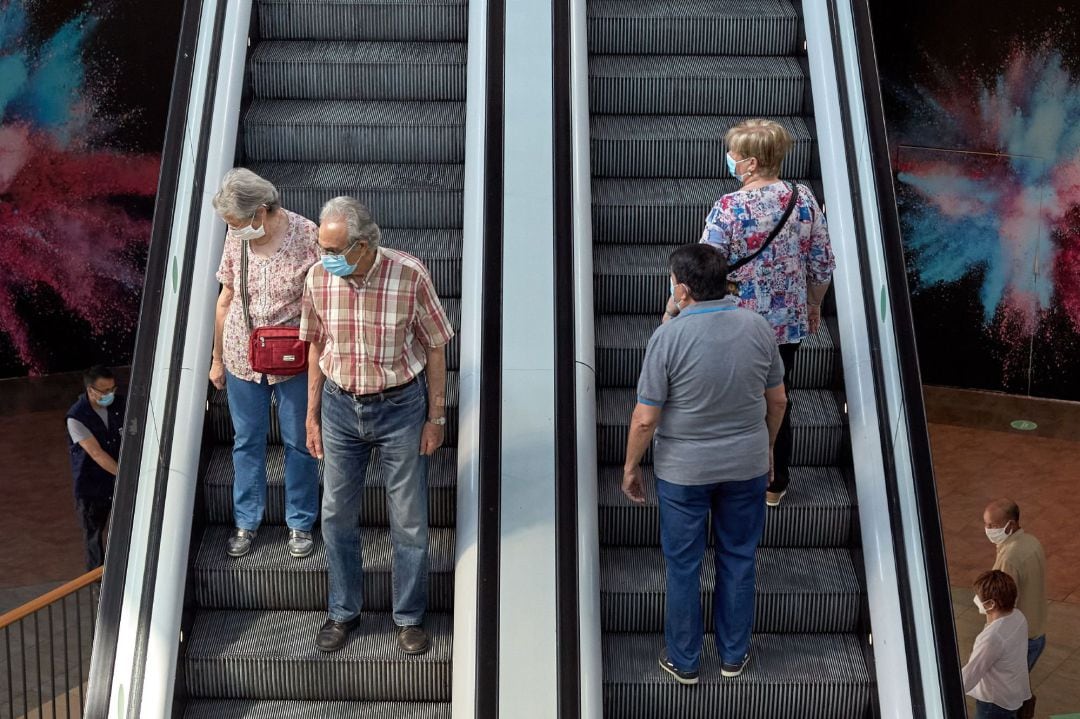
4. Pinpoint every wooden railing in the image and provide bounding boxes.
[0,568,103,719]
